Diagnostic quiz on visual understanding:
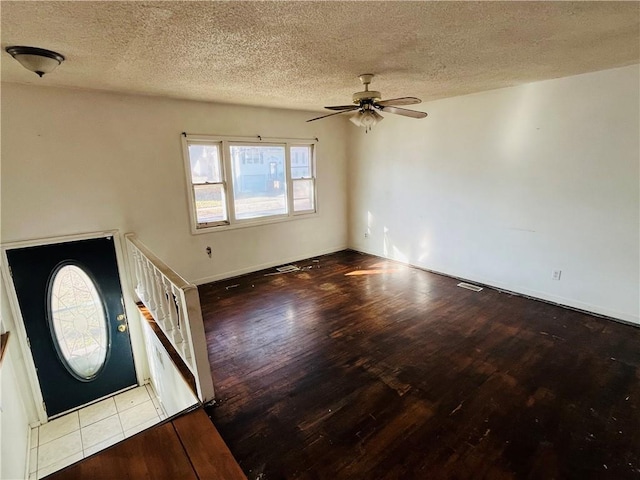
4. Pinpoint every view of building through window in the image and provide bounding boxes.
[184,138,316,230]
[230,145,287,219]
